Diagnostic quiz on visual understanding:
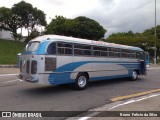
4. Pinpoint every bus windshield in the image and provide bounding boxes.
[25,42,40,52]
